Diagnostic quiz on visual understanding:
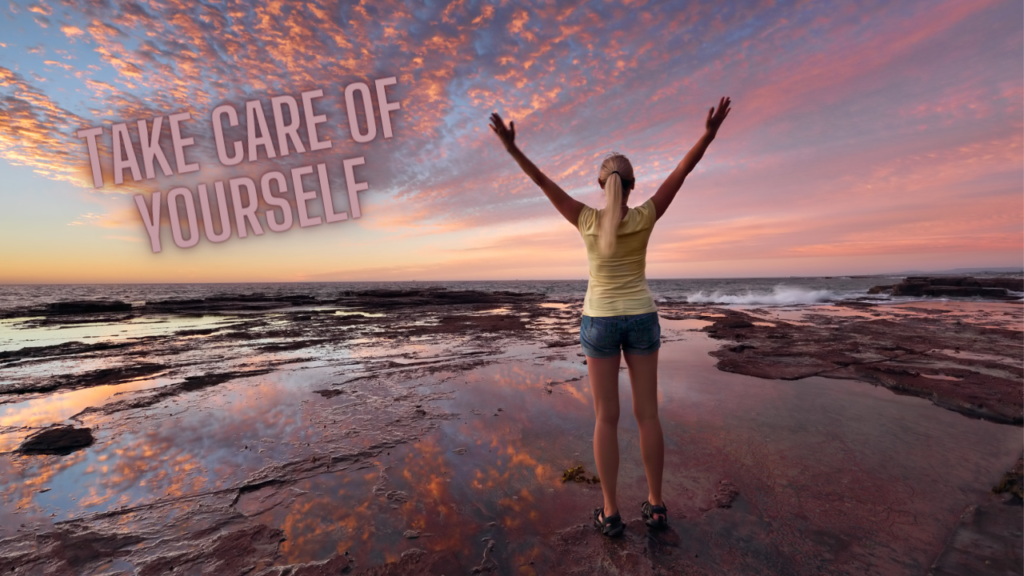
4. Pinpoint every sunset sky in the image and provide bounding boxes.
[0,0,1021,283]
